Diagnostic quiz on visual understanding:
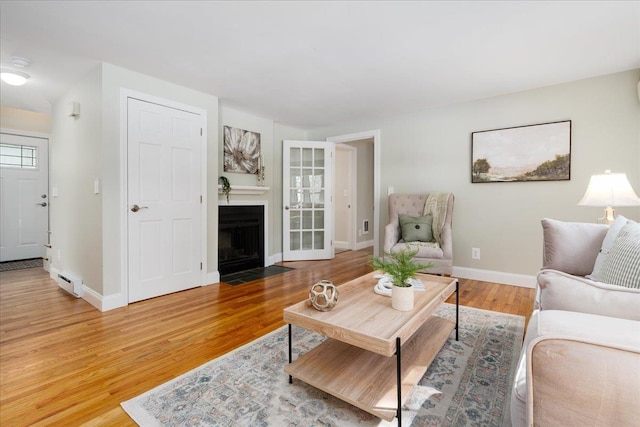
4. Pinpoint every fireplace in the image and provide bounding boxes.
[218,205,264,275]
